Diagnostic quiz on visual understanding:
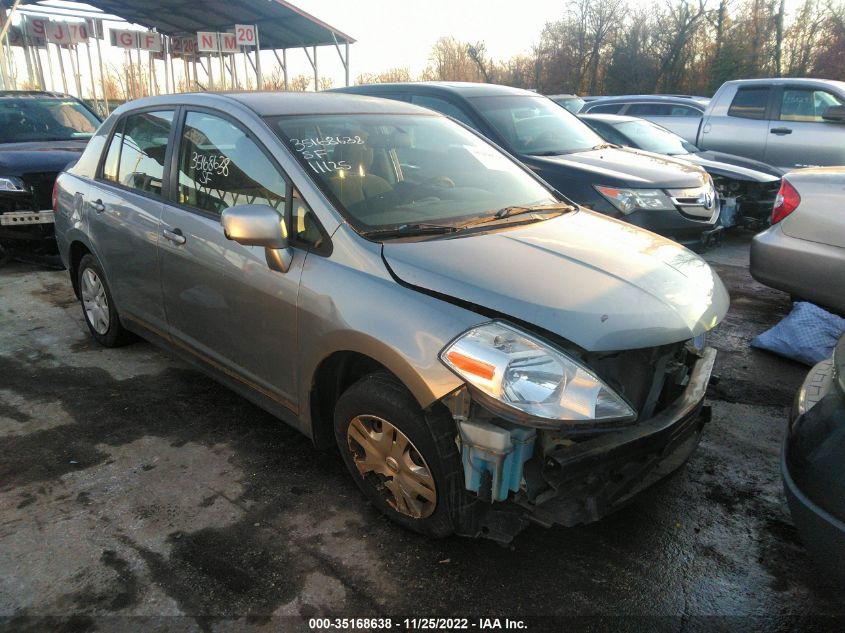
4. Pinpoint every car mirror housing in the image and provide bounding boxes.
[221,204,292,273]
[821,105,845,123]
